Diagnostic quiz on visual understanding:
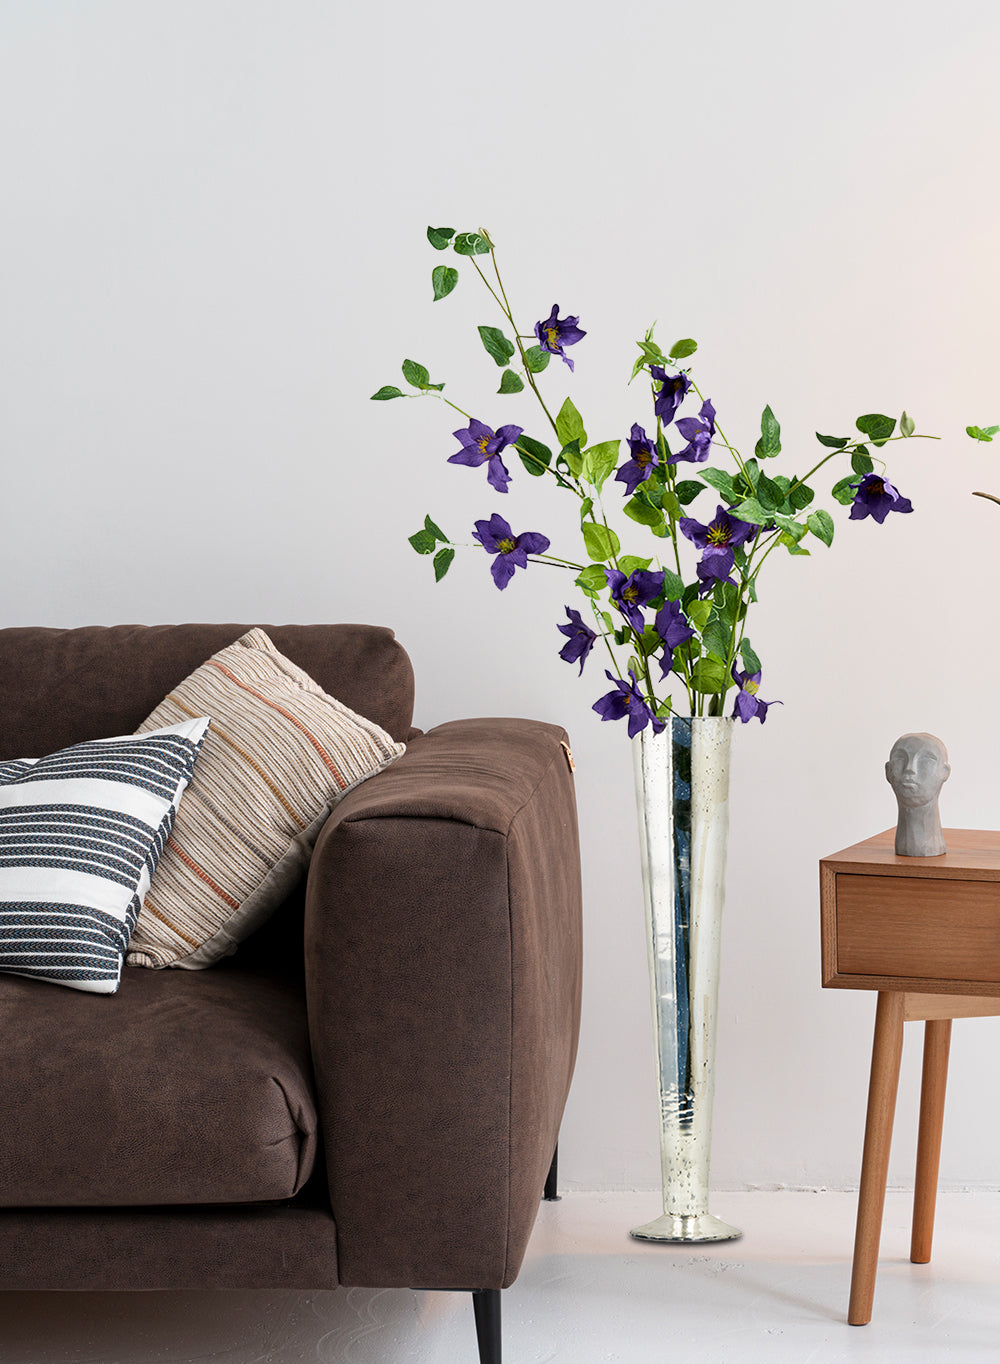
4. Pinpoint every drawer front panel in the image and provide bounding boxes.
[837,873,1000,983]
